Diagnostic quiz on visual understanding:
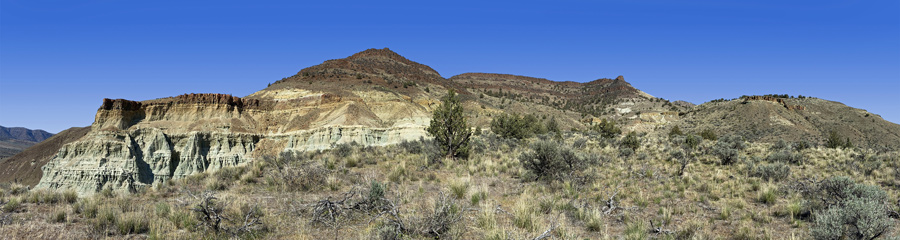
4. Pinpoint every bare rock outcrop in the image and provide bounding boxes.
[741,95,805,111]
